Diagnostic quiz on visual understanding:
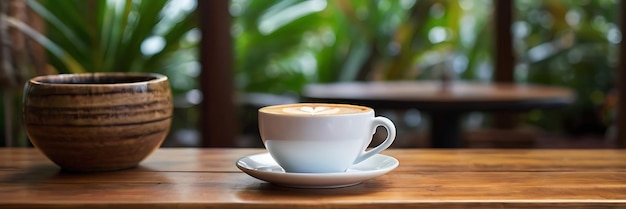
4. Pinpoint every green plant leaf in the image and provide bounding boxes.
[6,16,86,73]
